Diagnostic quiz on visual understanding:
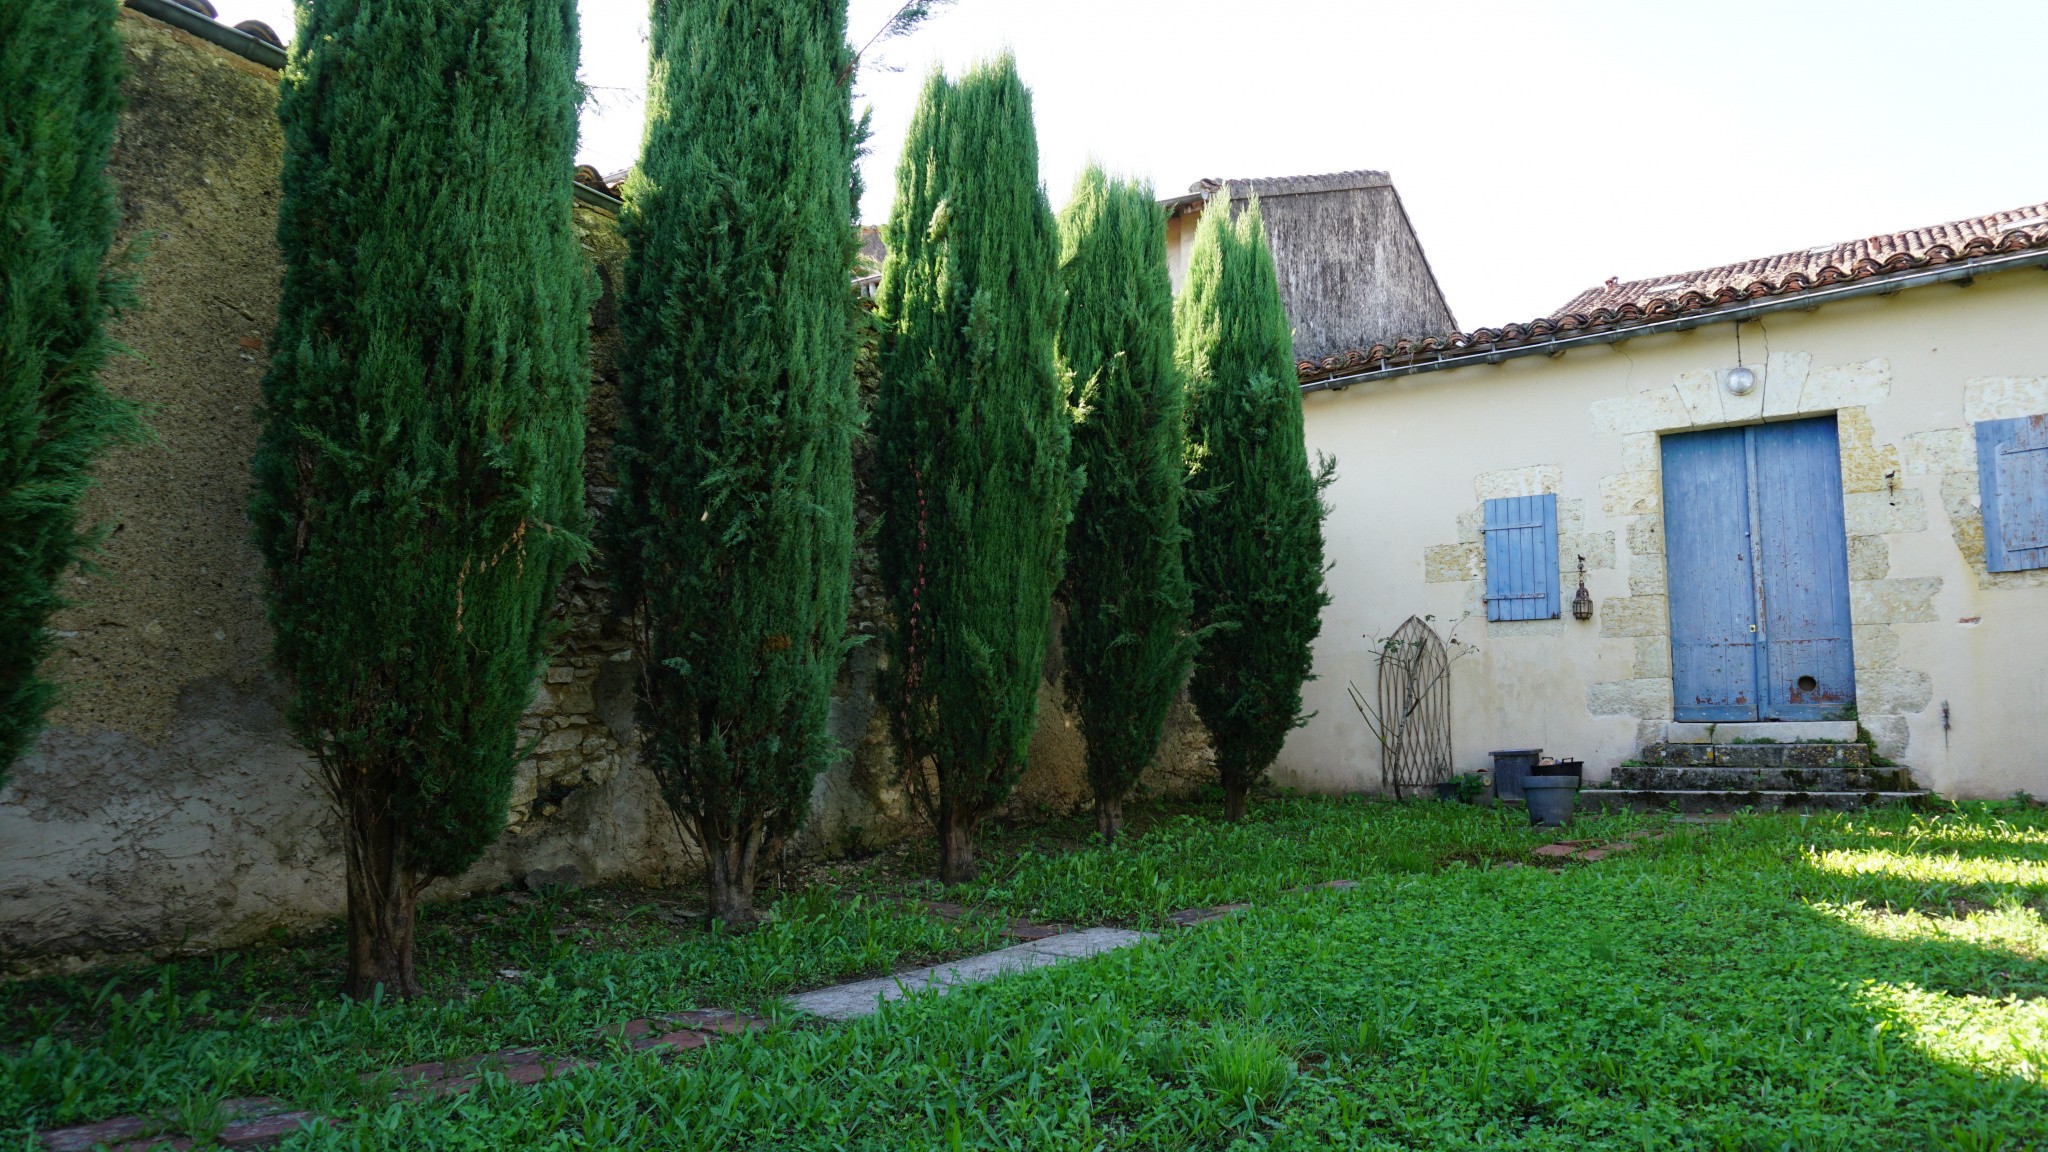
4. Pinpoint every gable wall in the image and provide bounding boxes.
[1165,186,1457,362]
[1285,266,2048,800]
